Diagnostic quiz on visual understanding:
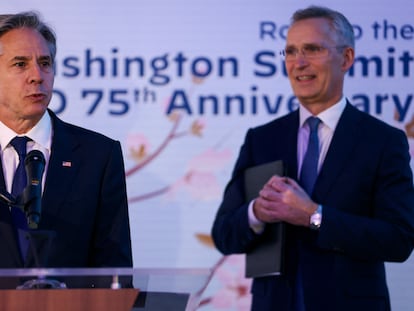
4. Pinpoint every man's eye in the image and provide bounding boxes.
[41,61,52,67]
[14,62,26,67]
[285,48,297,56]
[304,45,323,53]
